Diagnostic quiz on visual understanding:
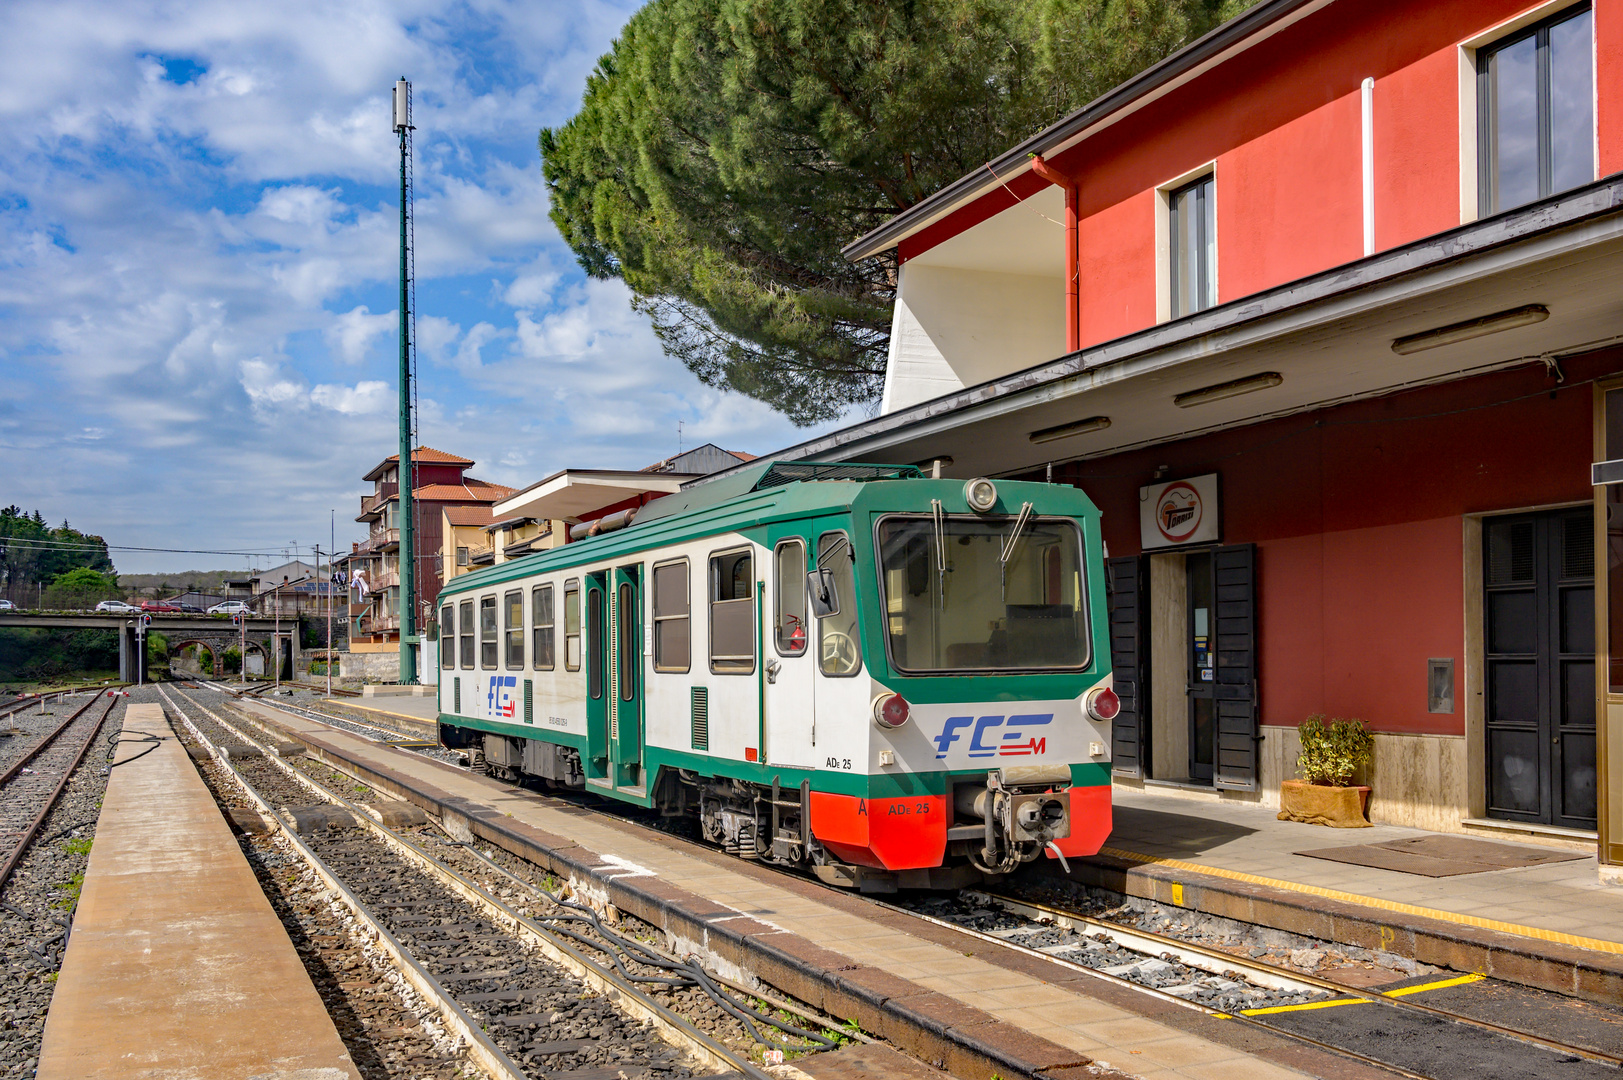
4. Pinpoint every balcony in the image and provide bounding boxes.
[356,613,400,635]
[355,528,399,555]
[370,570,400,592]
[360,482,398,519]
